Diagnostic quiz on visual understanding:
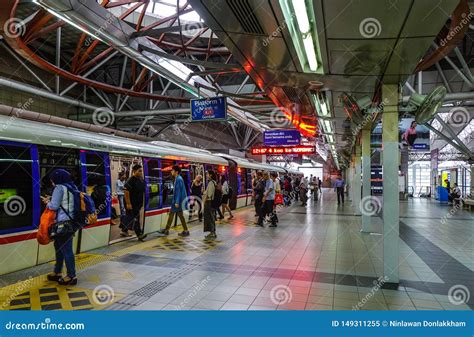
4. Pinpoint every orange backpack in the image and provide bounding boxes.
[37,208,56,245]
